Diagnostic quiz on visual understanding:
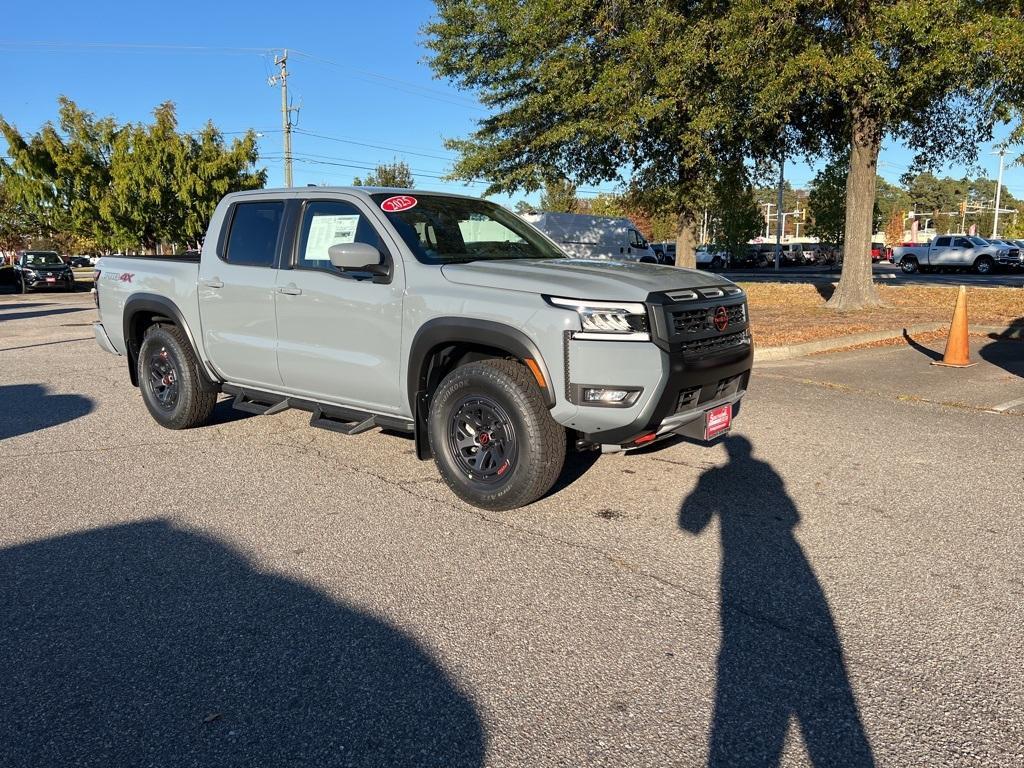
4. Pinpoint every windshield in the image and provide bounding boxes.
[371,193,565,264]
[24,252,63,266]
